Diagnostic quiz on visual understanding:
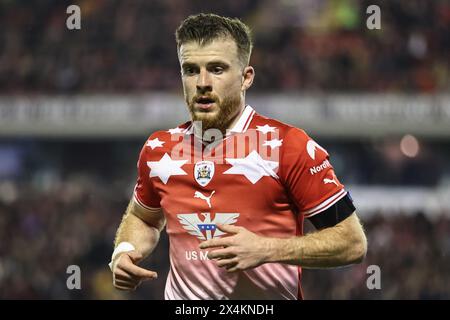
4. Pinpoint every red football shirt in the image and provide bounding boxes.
[134,105,347,299]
